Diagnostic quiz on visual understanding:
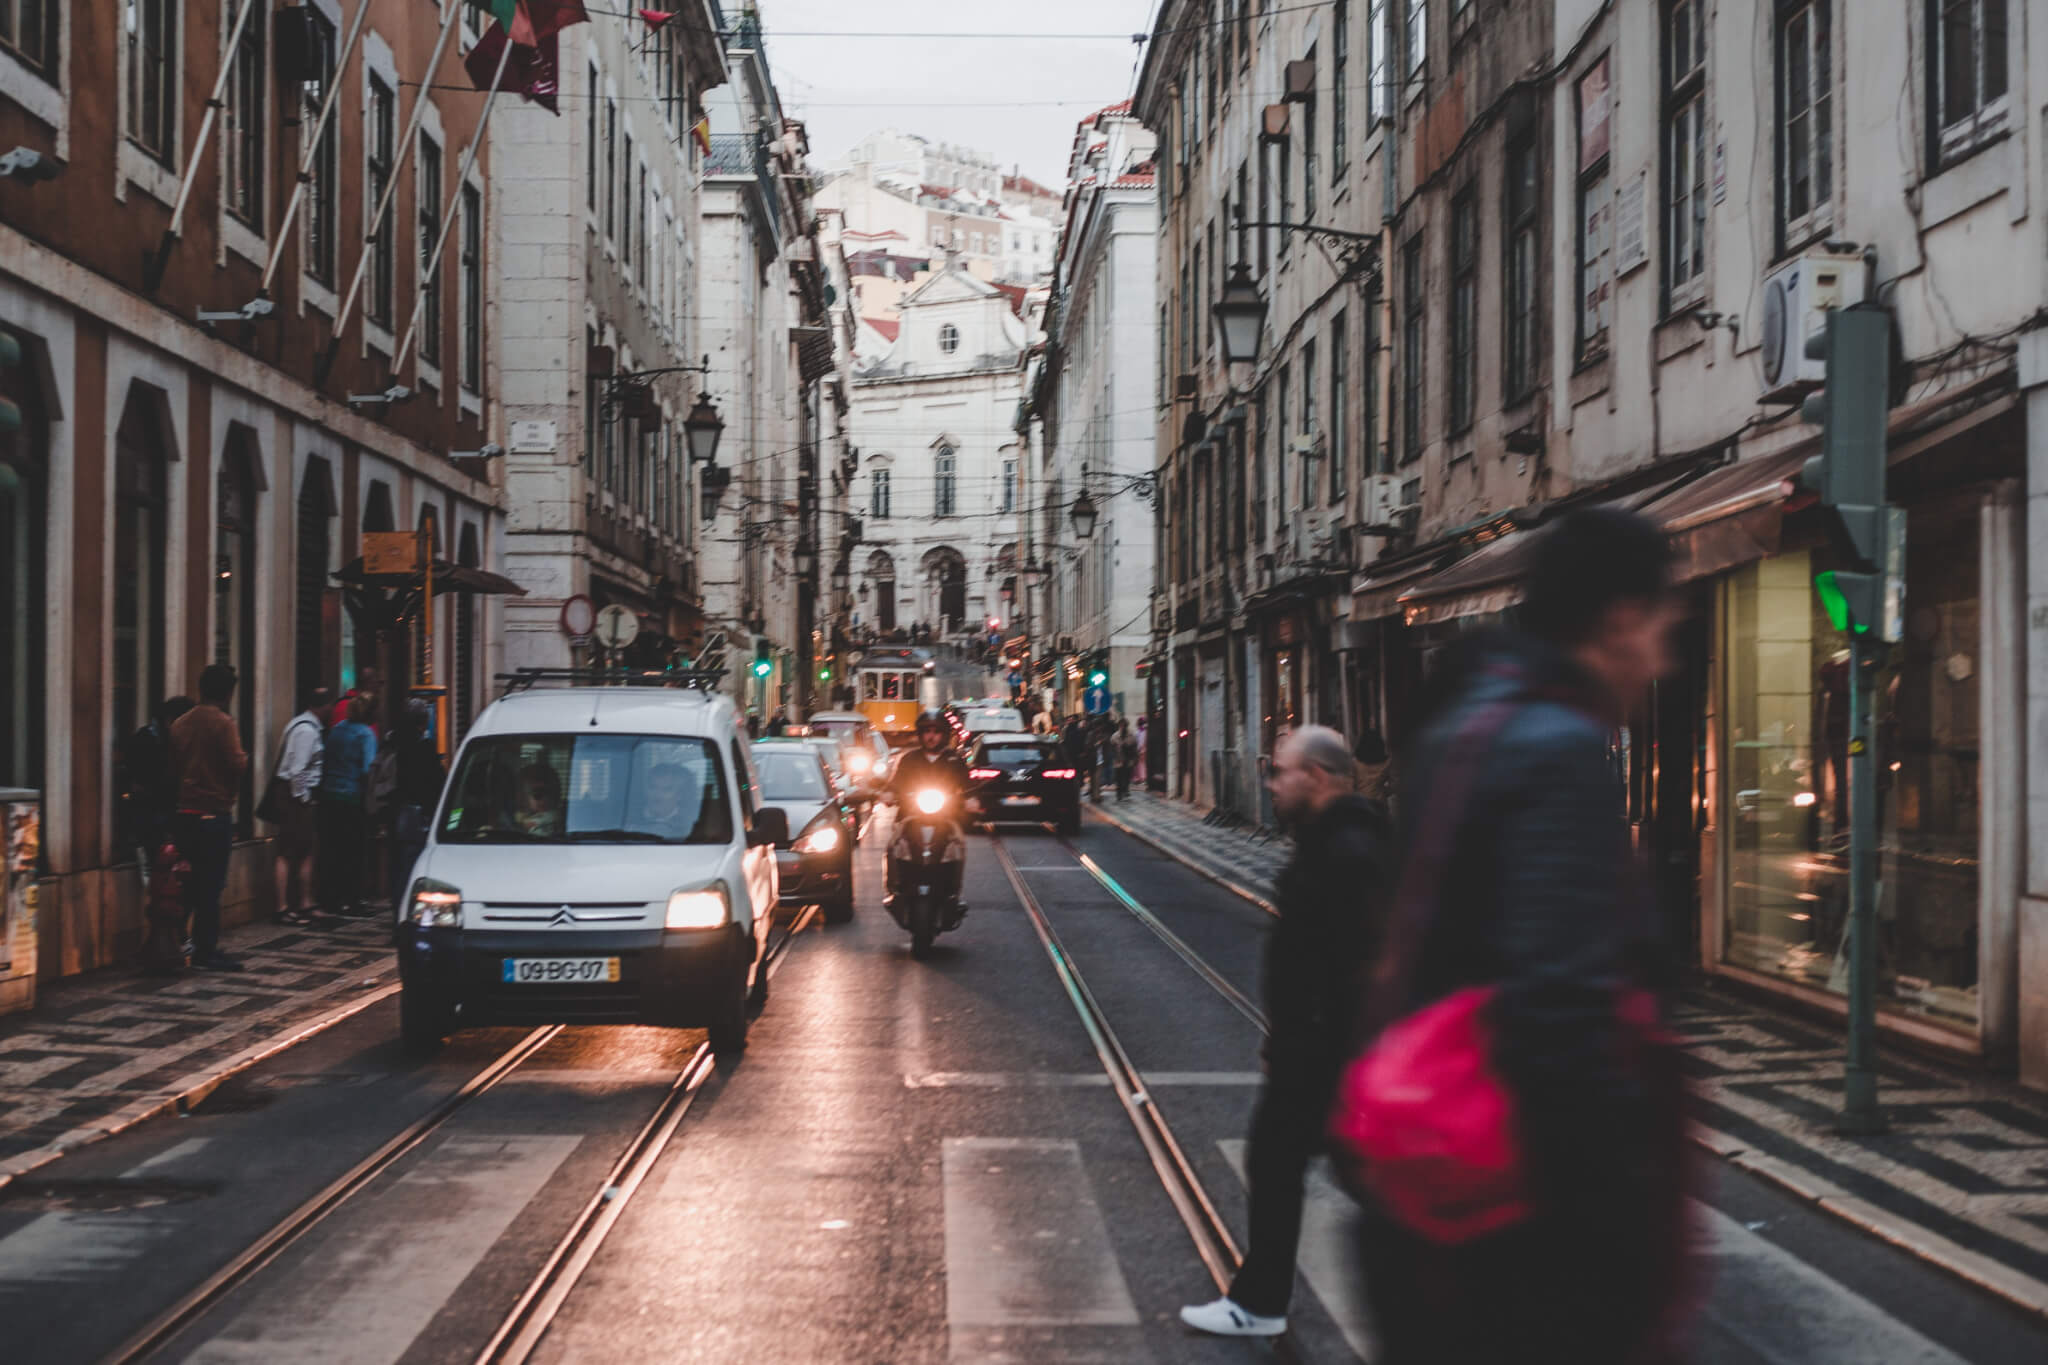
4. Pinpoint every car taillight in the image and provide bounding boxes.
[1041,768,1076,779]
[969,767,1000,780]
